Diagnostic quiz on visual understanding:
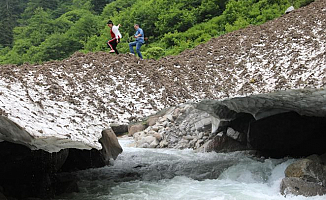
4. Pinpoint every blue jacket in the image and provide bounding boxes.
[135,28,144,43]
